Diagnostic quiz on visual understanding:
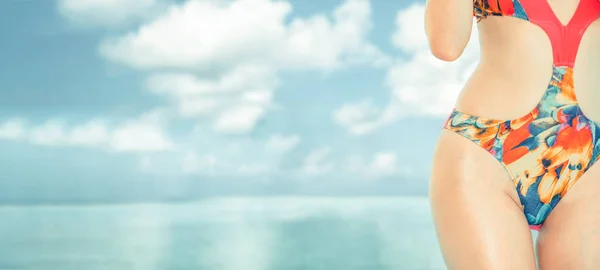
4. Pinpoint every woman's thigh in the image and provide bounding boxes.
[430,130,537,270]
[536,162,600,270]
